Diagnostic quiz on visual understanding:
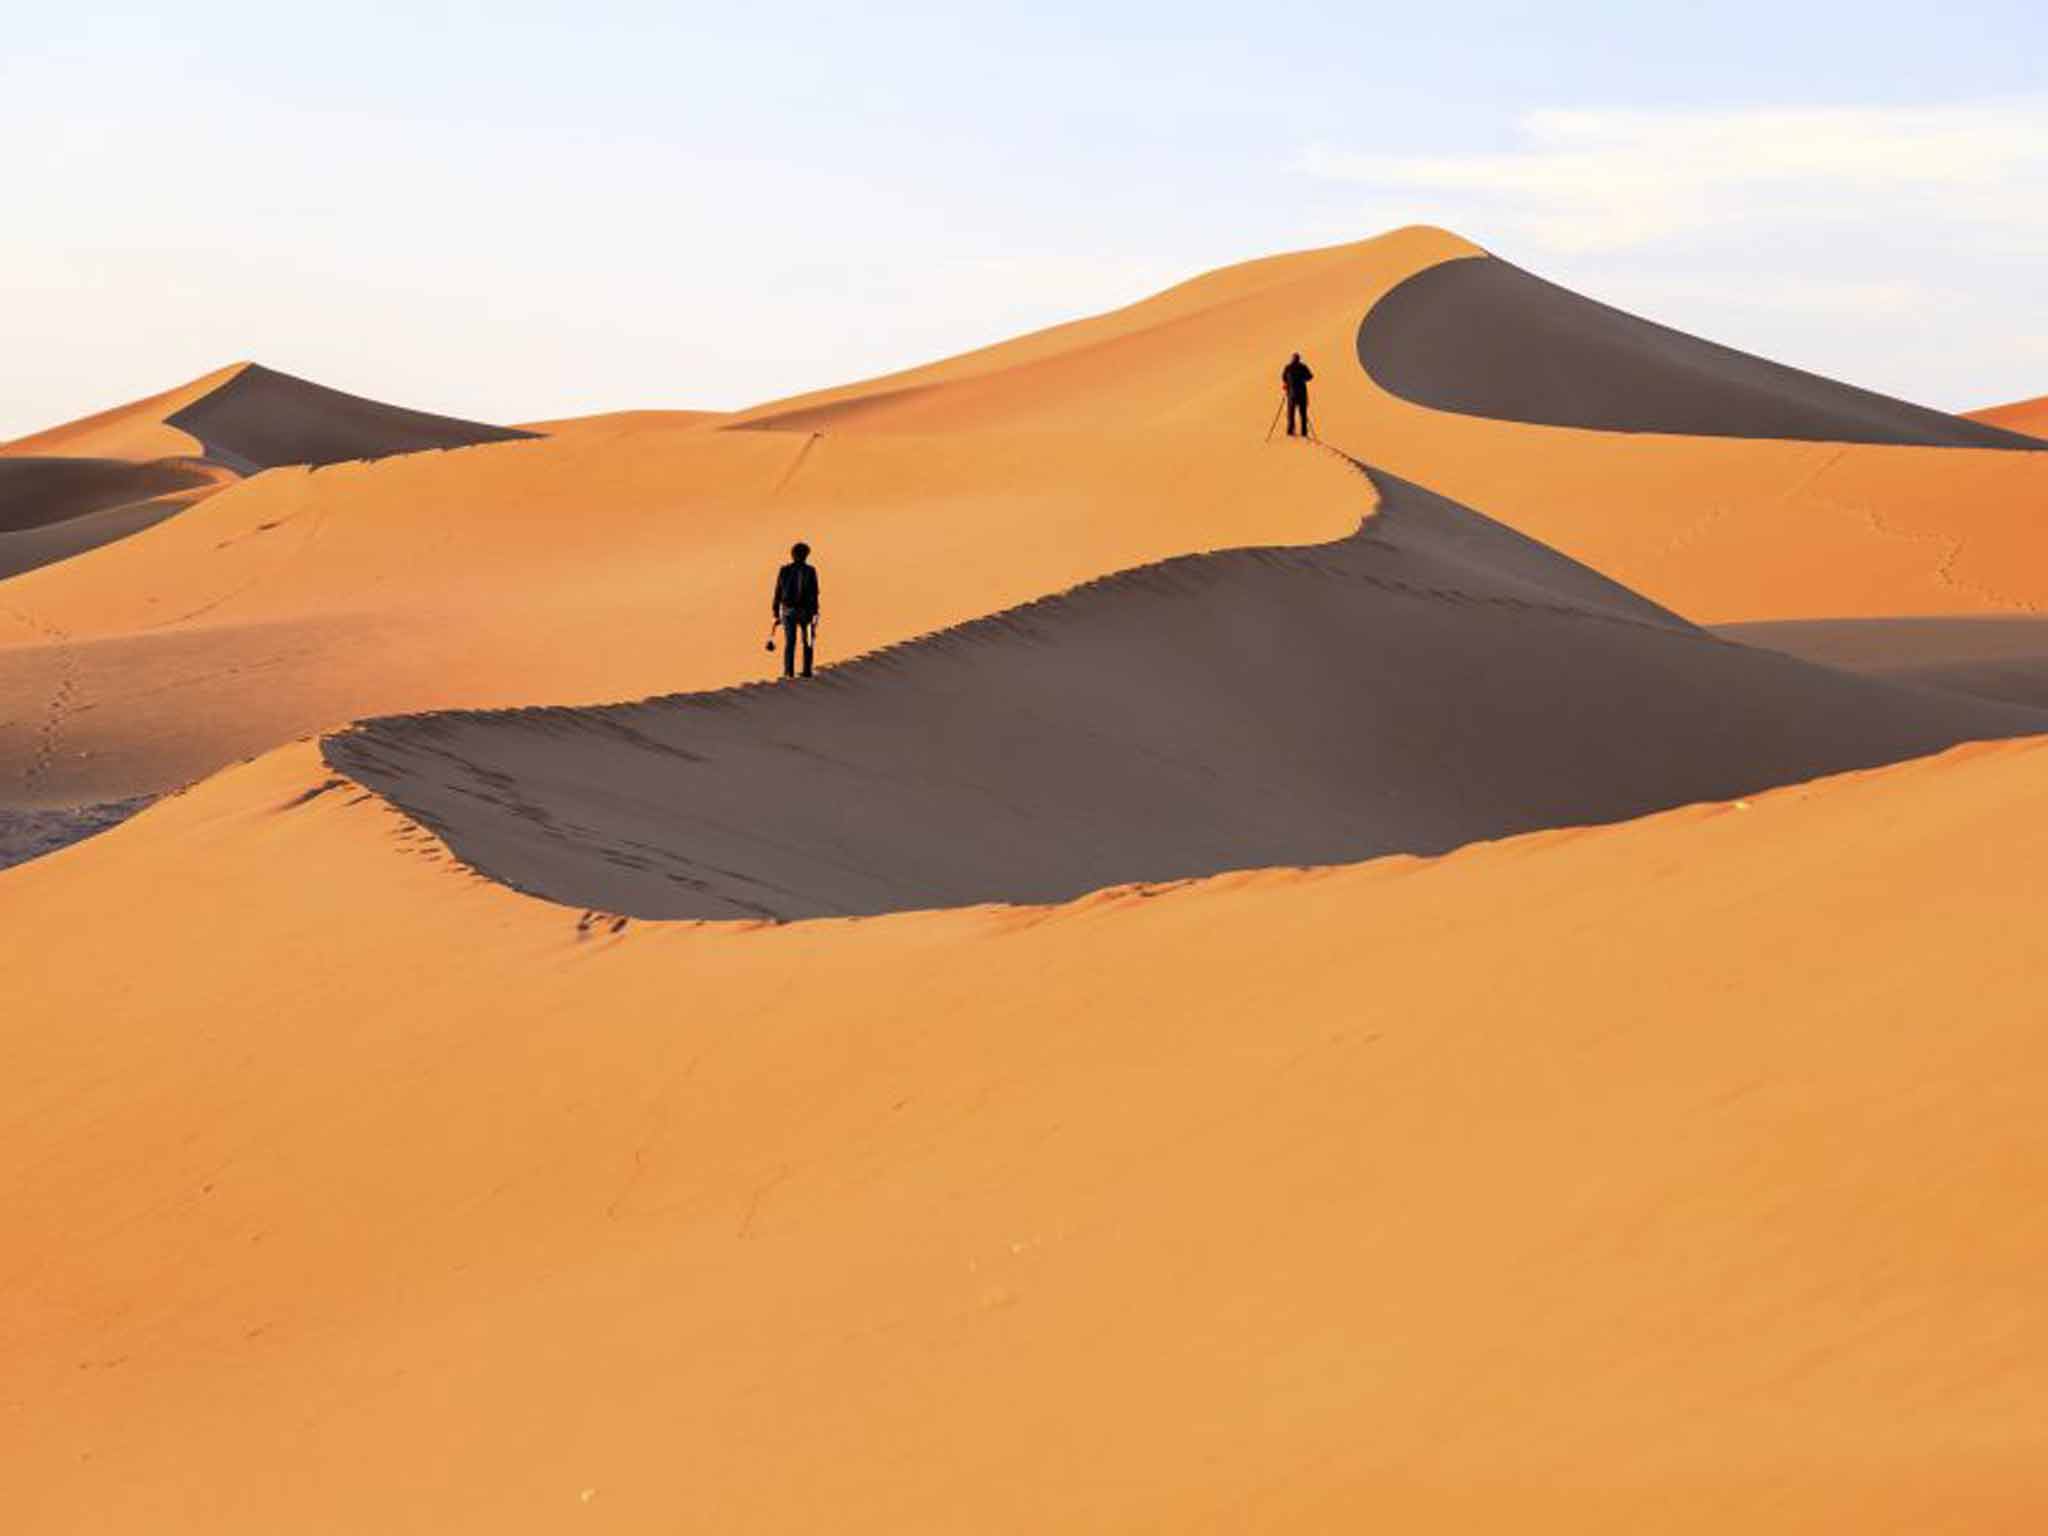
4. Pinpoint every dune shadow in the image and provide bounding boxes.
[323,468,2048,921]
